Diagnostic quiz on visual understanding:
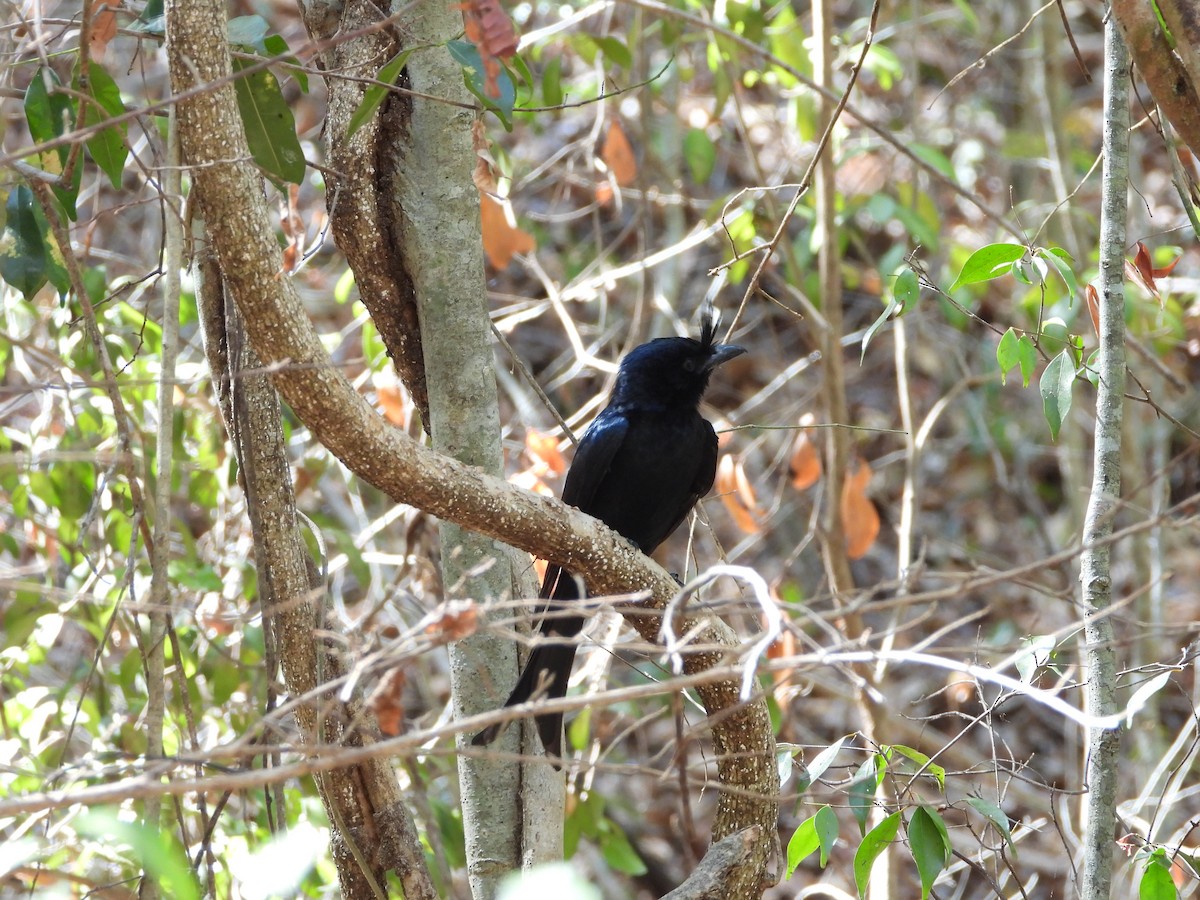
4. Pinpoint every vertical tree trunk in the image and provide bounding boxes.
[385,4,560,891]
[1078,14,1129,899]
[167,4,436,897]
